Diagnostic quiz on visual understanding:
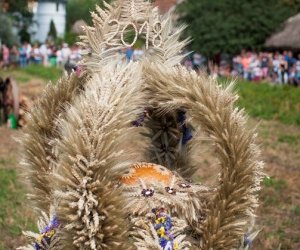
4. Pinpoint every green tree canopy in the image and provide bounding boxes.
[178,0,299,57]
[0,0,33,43]
[0,13,18,46]
[48,19,57,40]
[66,0,111,31]
[1,0,32,17]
